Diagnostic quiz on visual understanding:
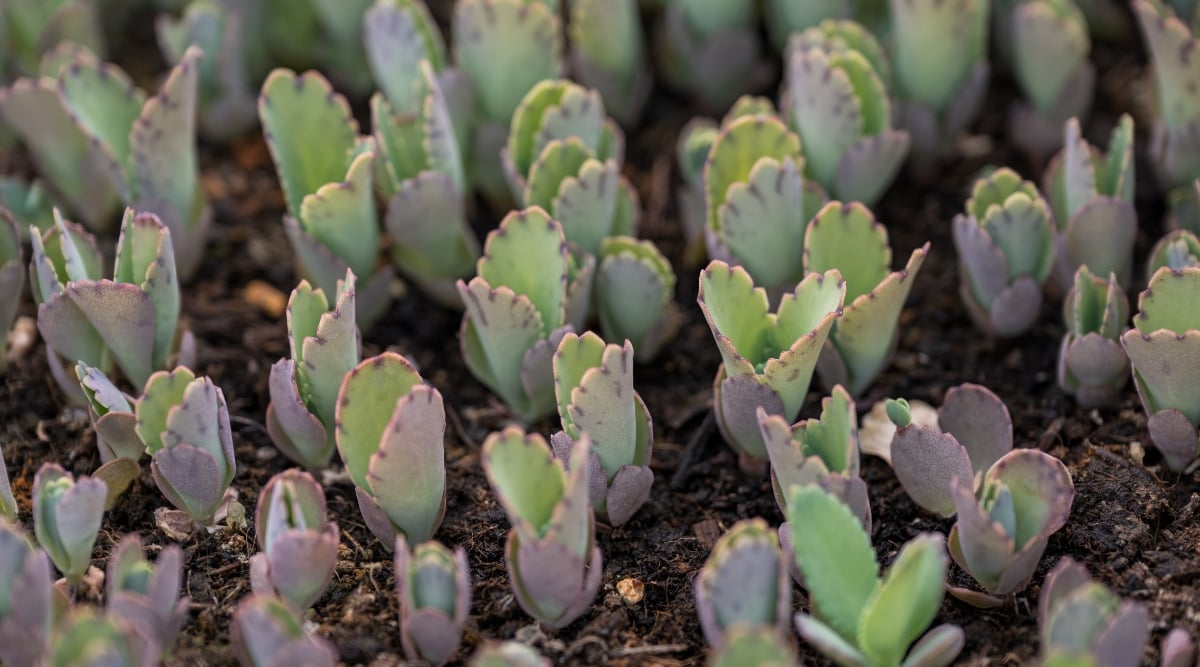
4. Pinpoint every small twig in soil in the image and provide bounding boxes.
[445,402,478,450]
[610,643,689,657]
[670,411,714,491]
[228,414,269,437]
